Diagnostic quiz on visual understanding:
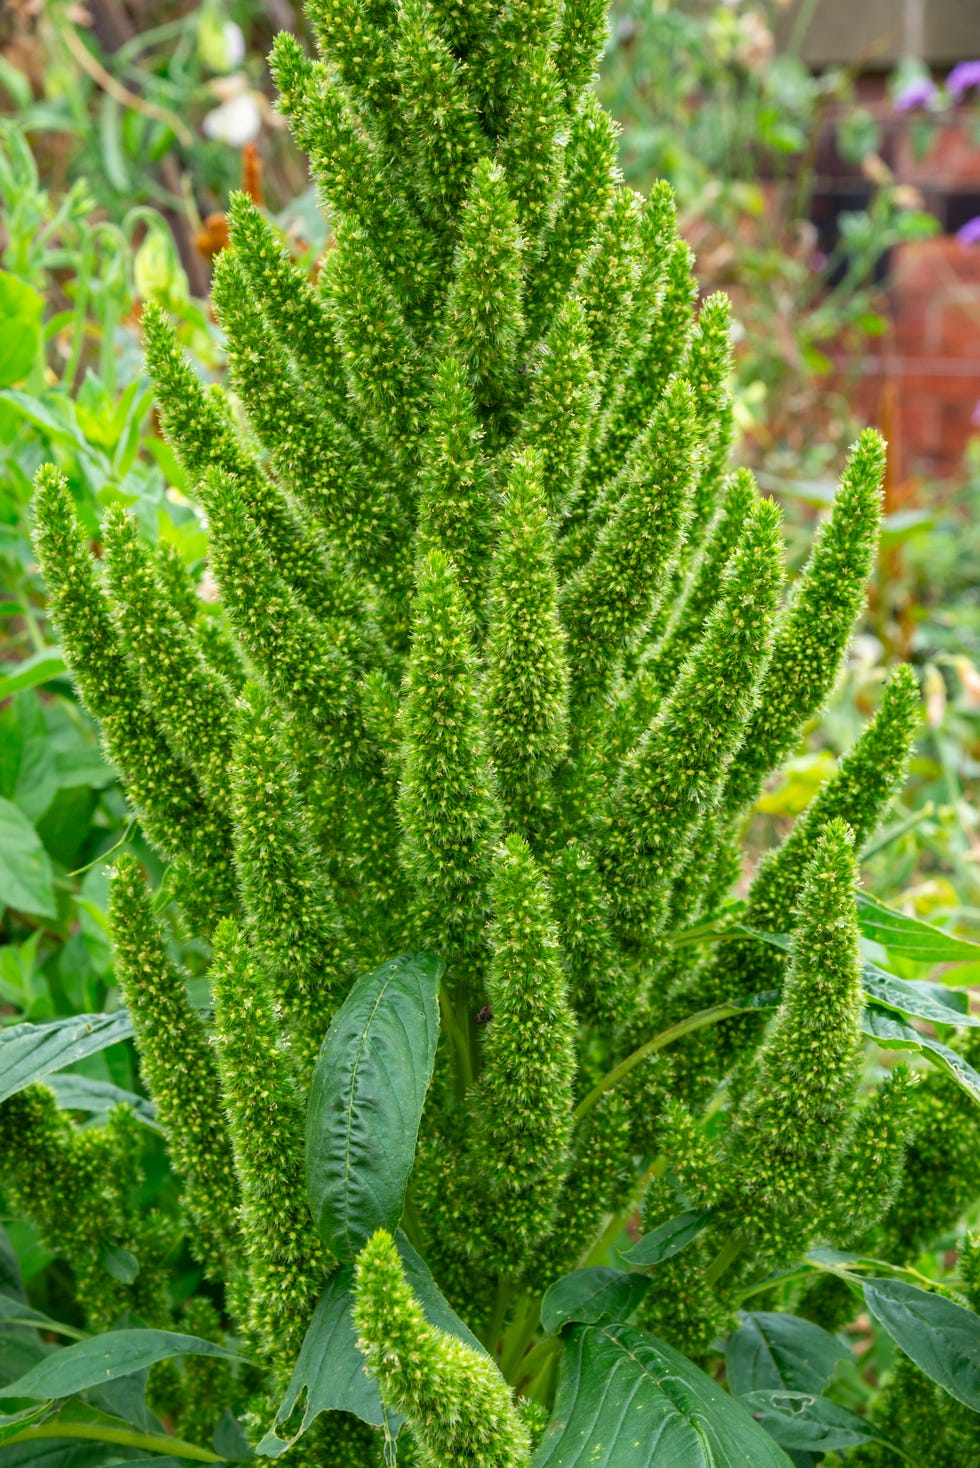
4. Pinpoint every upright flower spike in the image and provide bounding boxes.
[109,855,240,1274]
[611,235,697,453]
[683,292,735,535]
[303,0,402,143]
[394,0,487,220]
[495,46,565,241]
[484,451,569,828]
[549,839,630,1026]
[30,467,236,922]
[198,469,357,754]
[416,354,493,605]
[101,506,235,807]
[325,224,425,462]
[275,52,439,308]
[824,1066,916,1245]
[719,428,886,822]
[224,186,348,412]
[560,375,699,704]
[398,549,500,961]
[142,304,339,621]
[519,298,597,518]
[209,920,329,1366]
[470,836,576,1252]
[524,91,618,338]
[442,158,525,418]
[230,684,353,1075]
[603,497,785,944]
[575,187,642,380]
[552,0,610,102]
[645,467,759,696]
[722,820,864,1261]
[354,1230,531,1468]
